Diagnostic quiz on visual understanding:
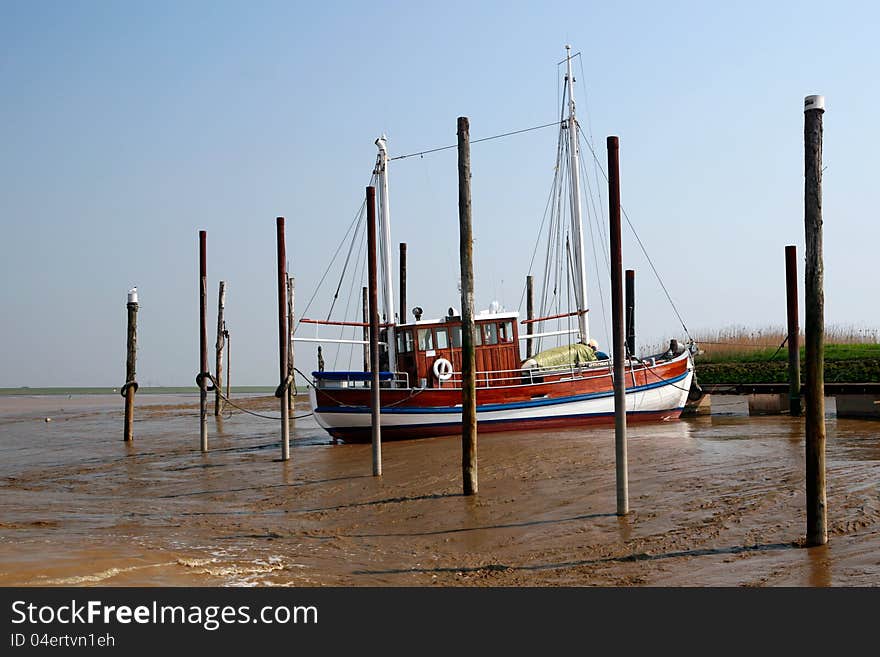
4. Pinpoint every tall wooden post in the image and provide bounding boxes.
[608,136,628,516]
[366,186,382,476]
[399,242,407,324]
[785,245,802,417]
[526,275,535,359]
[214,281,226,416]
[123,287,138,441]
[458,116,478,496]
[625,269,635,357]
[276,217,290,462]
[362,286,369,372]
[198,230,208,453]
[287,276,295,415]
[803,95,827,546]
